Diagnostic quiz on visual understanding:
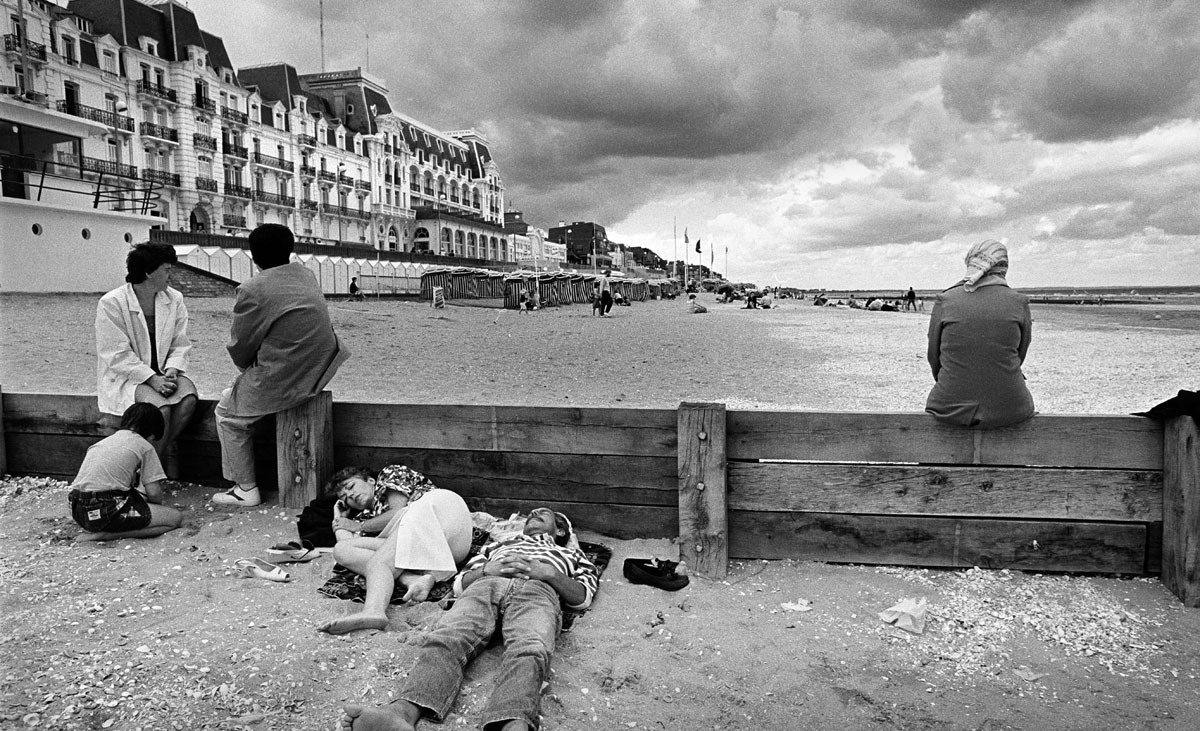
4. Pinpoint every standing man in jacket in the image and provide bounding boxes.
[212,224,350,507]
